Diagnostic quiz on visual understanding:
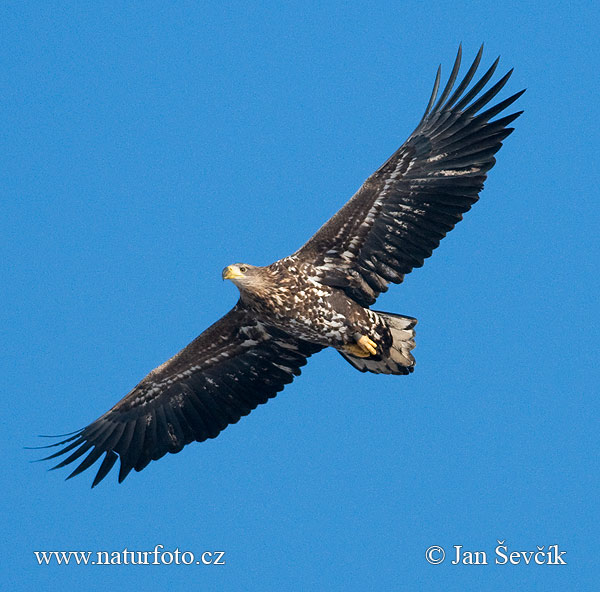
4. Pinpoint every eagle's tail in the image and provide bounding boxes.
[339,312,417,375]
